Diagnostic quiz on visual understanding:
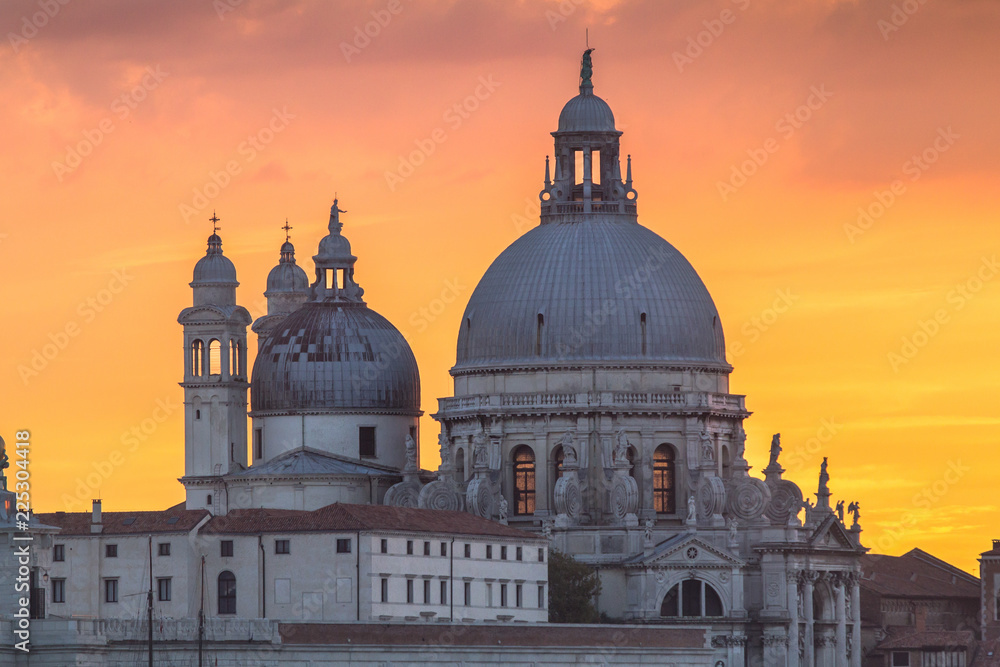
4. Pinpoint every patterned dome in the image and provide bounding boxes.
[454,219,727,372]
[191,234,238,285]
[557,92,617,133]
[251,302,420,414]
